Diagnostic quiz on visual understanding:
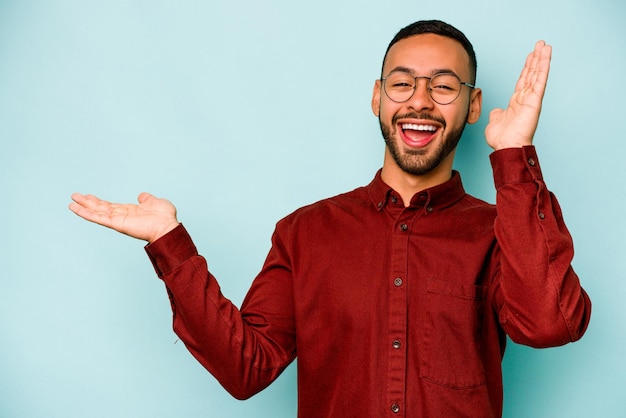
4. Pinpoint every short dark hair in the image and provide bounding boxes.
[381,20,477,84]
